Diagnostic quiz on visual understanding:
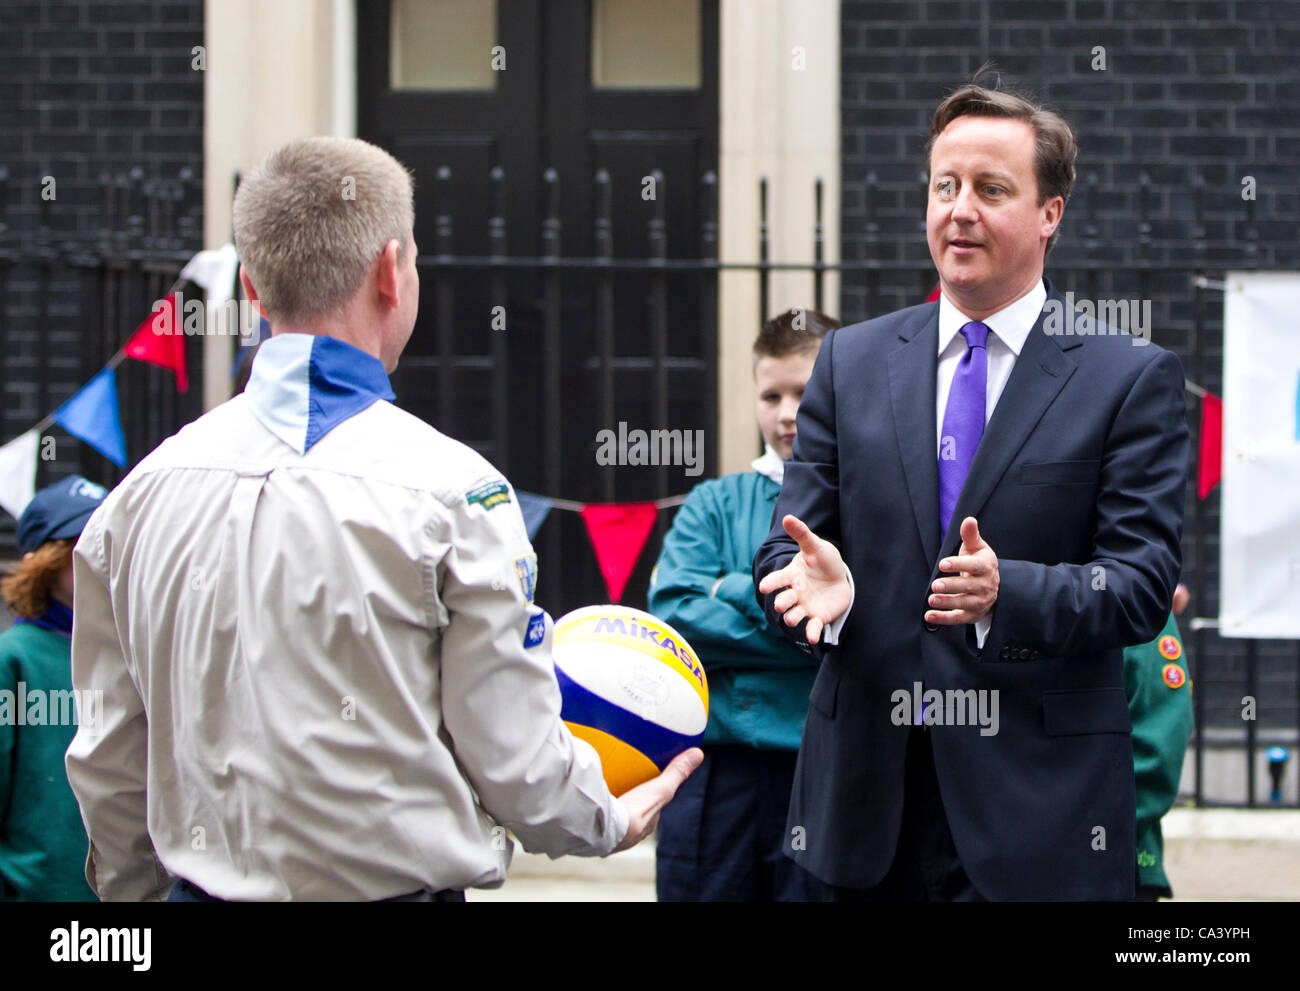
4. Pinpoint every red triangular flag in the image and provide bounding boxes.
[124,293,188,392]
[1198,392,1223,499]
[580,502,660,603]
